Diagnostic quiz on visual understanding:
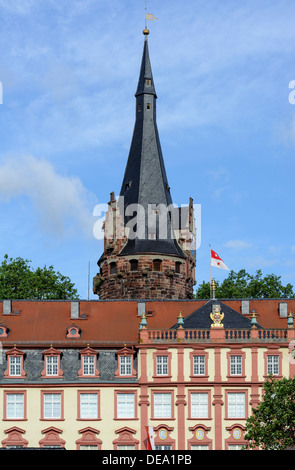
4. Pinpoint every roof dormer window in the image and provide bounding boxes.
[0,324,8,338]
[66,324,81,339]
